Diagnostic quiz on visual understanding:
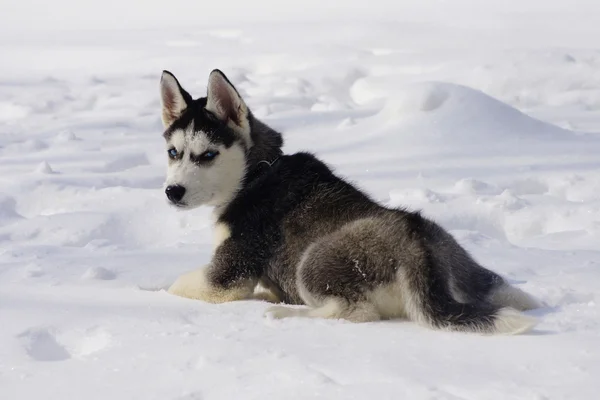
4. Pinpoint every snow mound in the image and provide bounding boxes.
[34,161,54,174]
[367,81,573,145]
[82,266,117,281]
